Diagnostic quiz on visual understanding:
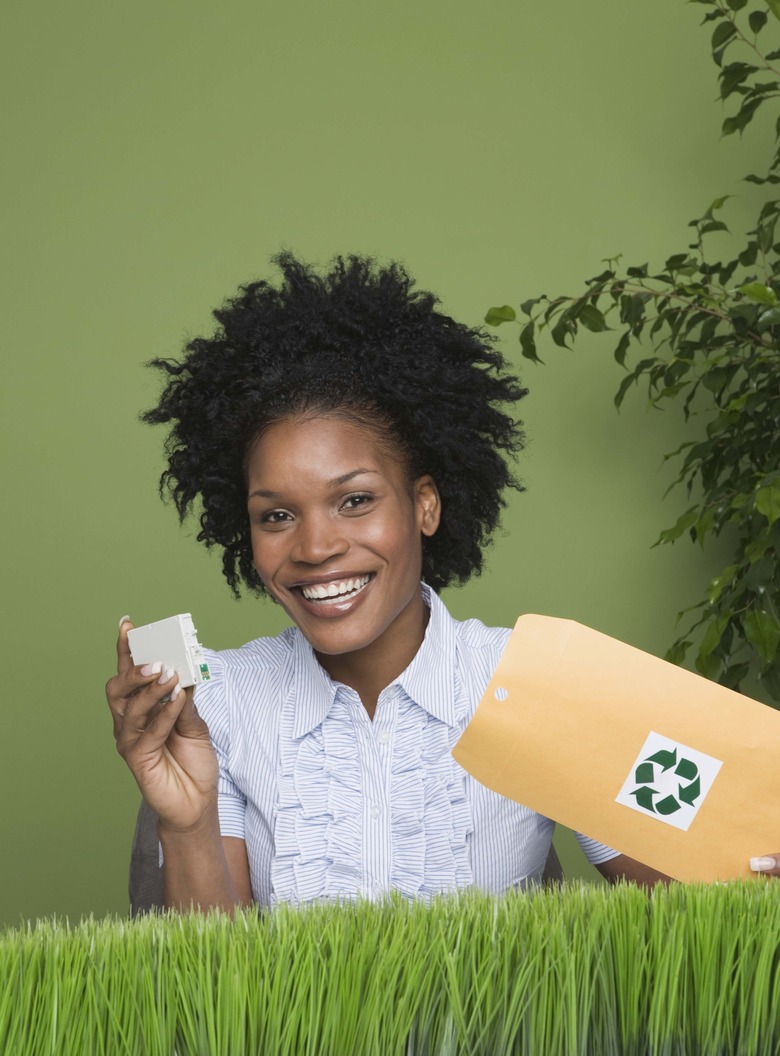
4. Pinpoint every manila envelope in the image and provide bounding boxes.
[452,615,780,882]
